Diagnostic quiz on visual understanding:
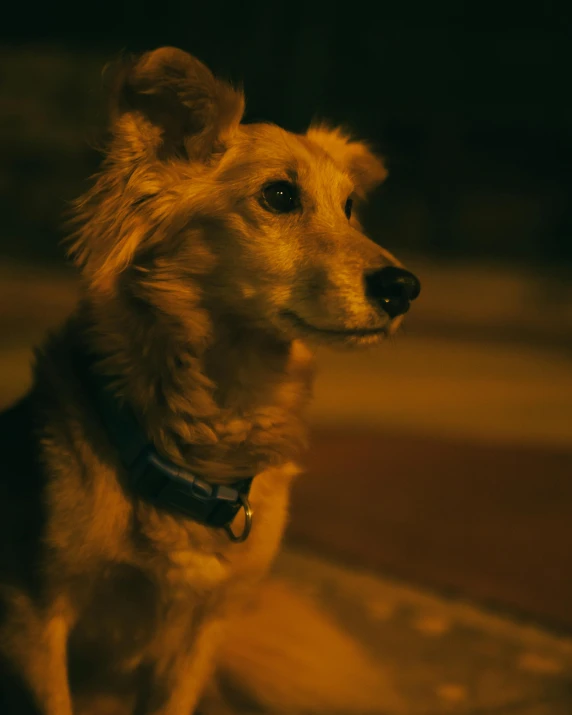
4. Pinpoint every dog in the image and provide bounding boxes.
[0,47,420,715]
